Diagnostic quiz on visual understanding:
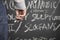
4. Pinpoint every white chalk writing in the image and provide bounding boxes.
[24,23,60,32]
